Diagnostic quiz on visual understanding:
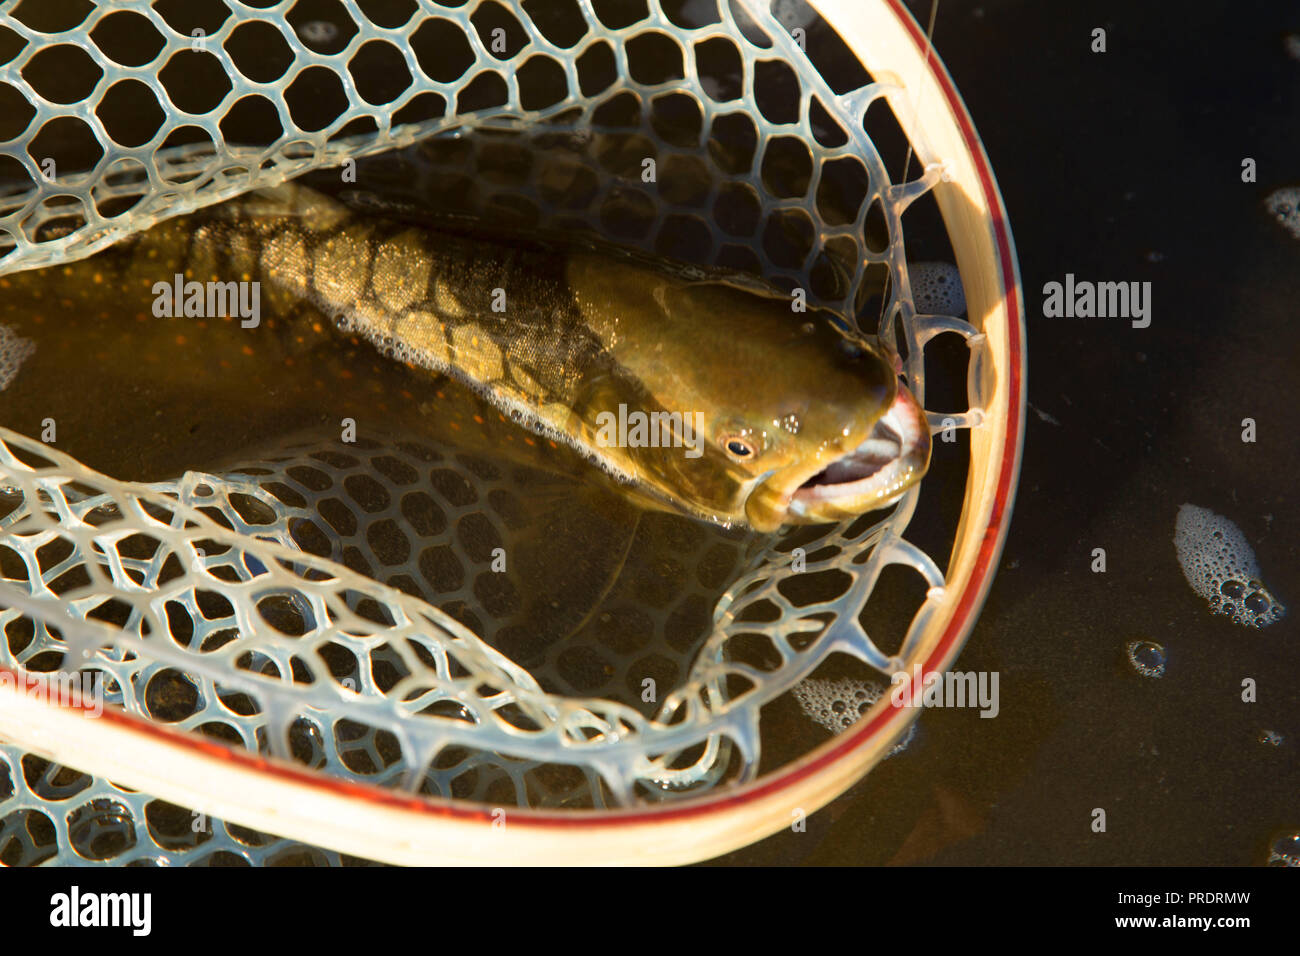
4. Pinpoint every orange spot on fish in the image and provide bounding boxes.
[473,414,484,425]
[241,345,254,356]
[338,369,353,379]
[450,421,461,431]
[92,273,102,284]
[174,335,187,346]
[524,437,536,446]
